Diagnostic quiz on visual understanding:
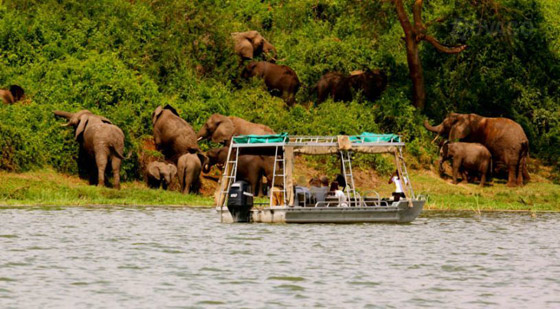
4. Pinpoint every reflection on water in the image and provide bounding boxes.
[1,208,559,308]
